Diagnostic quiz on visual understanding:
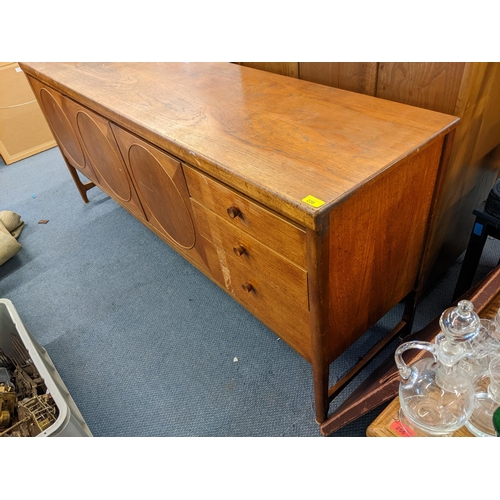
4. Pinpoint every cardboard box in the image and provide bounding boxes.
[0,63,56,165]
